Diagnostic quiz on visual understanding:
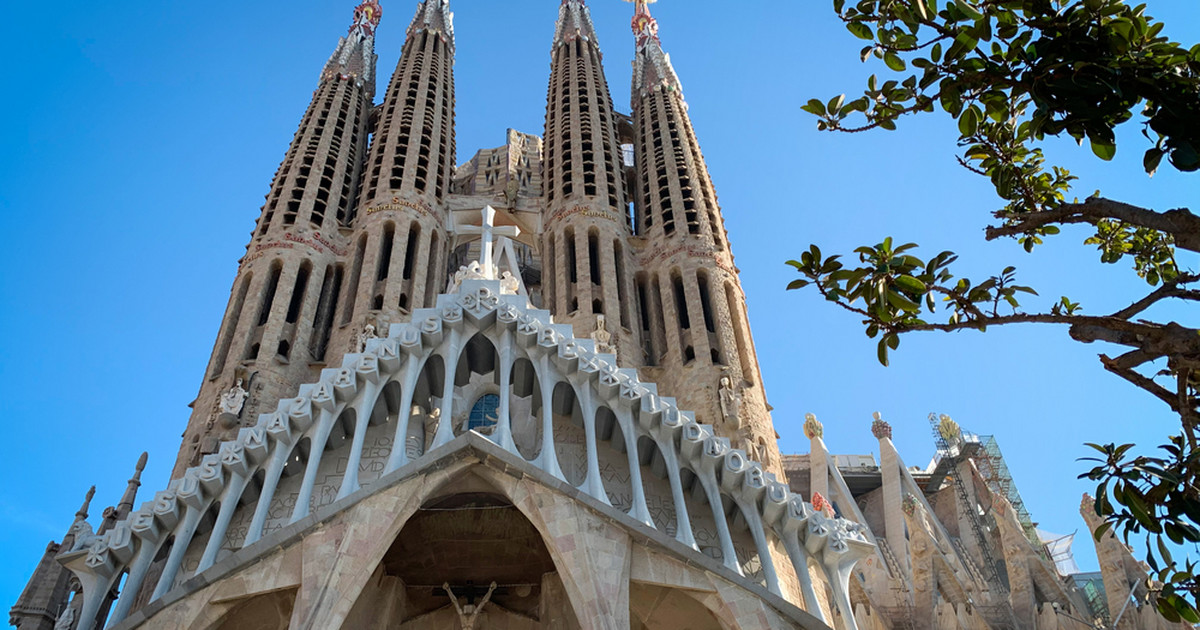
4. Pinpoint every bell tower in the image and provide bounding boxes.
[343,0,456,345]
[540,0,641,362]
[173,1,381,478]
[627,0,782,473]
